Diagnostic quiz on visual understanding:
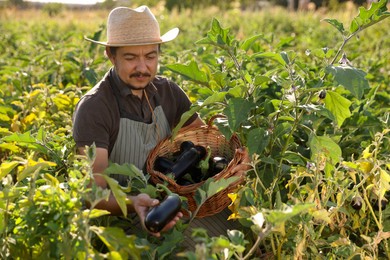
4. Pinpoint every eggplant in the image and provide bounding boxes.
[180,141,195,152]
[210,156,229,176]
[351,196,363,210]
[154,157,174,173]
[173,141,195,159]
[144,194,182,233]
[372,198,388,211]
[319,90,326,99]
[171,146,206,180]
